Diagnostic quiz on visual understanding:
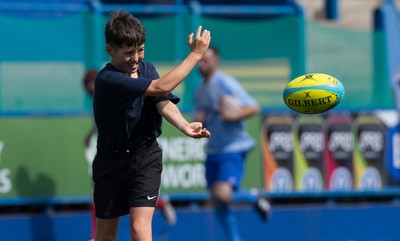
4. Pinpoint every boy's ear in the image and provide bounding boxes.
[106,44,113,56]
